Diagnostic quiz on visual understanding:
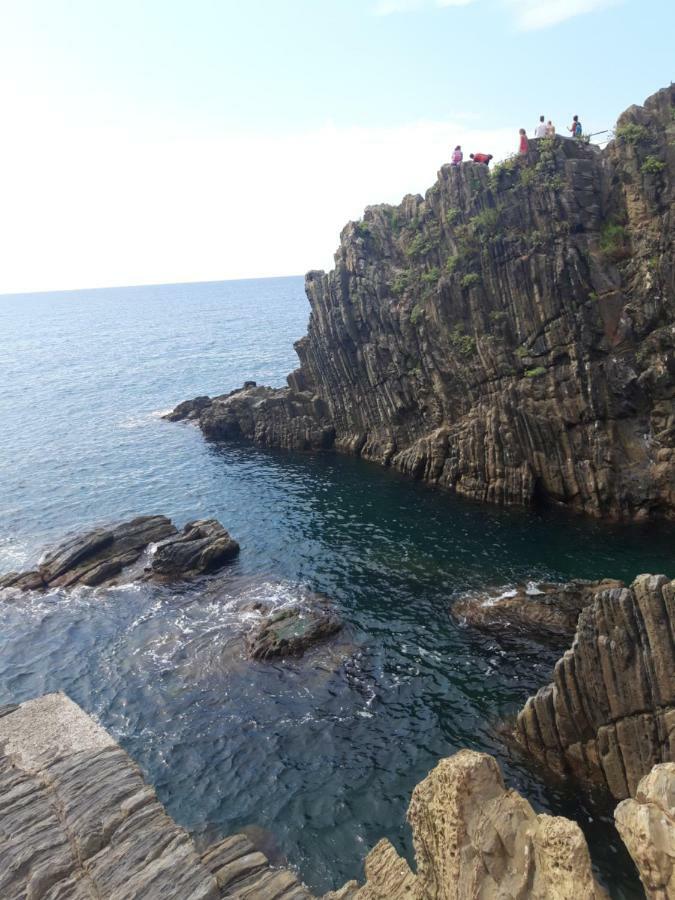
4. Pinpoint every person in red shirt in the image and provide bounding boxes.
[470,152,493,166]
[519,129,529,155]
